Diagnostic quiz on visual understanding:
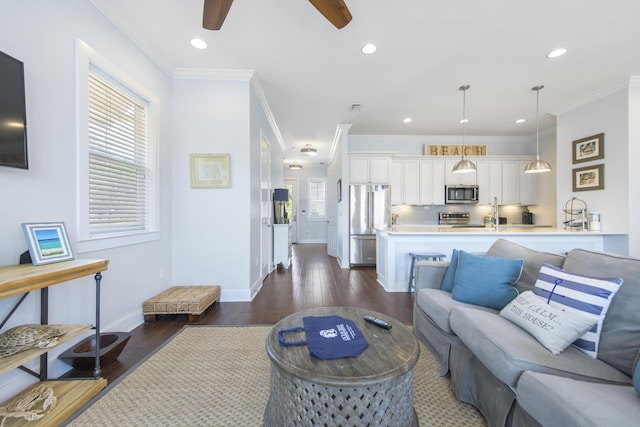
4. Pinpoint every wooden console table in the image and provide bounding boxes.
[0,259,109,426]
